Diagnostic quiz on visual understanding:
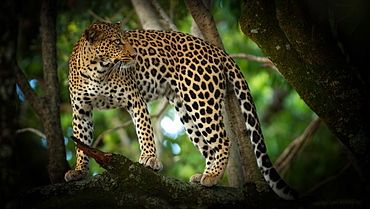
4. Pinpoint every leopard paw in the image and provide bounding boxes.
[64,169,88,182]
[189,173,203,183]
[200,174,221,187]
[140,155,163,172]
